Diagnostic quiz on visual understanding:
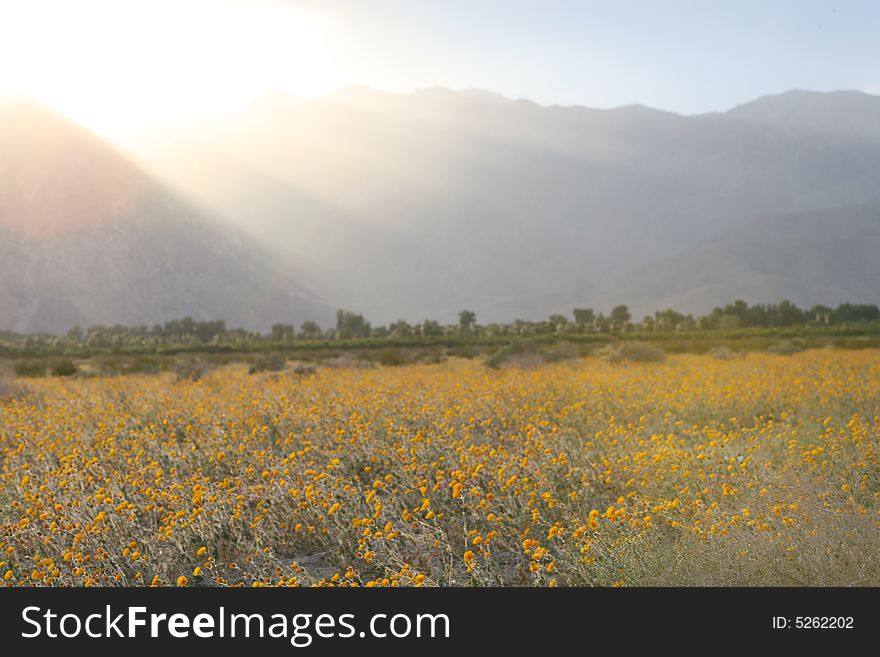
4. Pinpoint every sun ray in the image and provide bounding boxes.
[0,0,337,136]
